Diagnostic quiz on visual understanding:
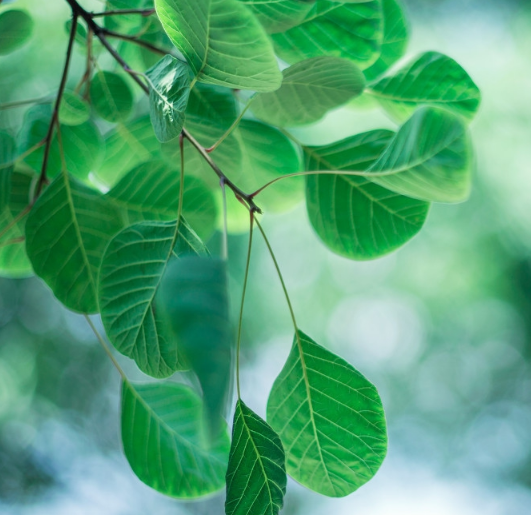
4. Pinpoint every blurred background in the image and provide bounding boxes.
[1,0,531,513]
